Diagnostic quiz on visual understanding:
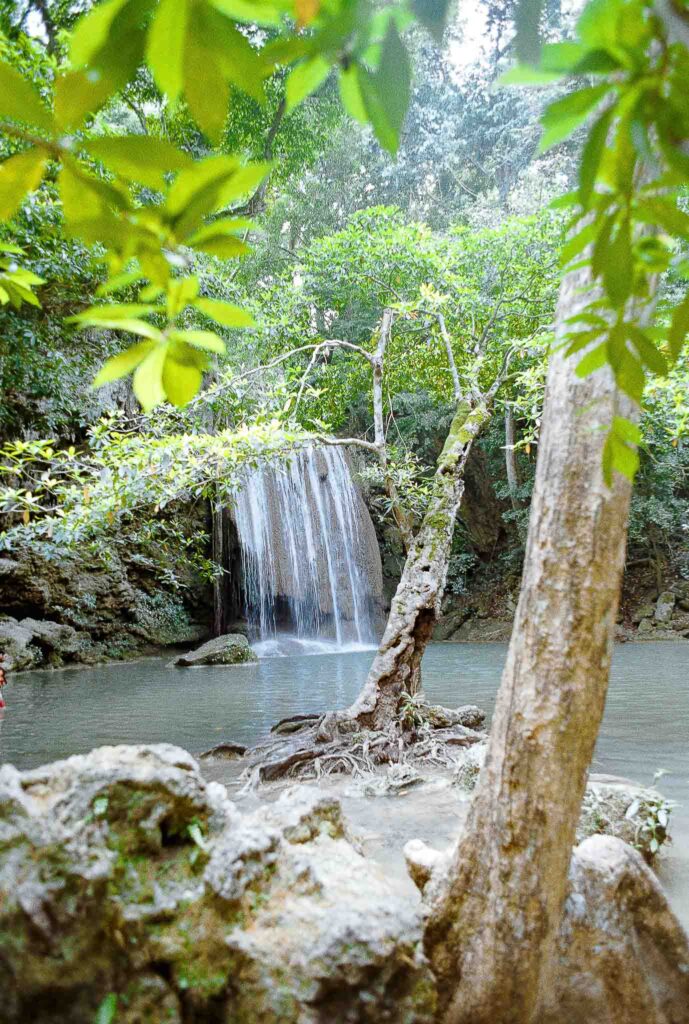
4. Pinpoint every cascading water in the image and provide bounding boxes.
[230,446,383,656]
